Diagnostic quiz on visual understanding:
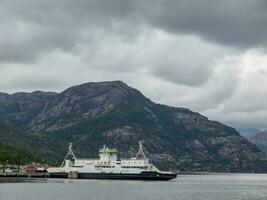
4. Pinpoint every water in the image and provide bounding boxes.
[1,174,267,200]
